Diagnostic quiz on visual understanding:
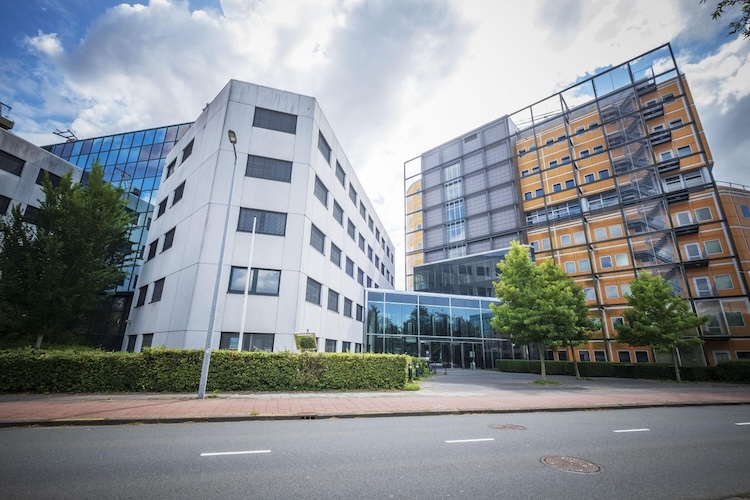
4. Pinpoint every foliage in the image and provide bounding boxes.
[614,272,707,381]
[490,241,597,380]
[0,348,412,393]
[0,163,132,348]
[295,335,317,351]
[701,0,750,38]
[714,360,750,383]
